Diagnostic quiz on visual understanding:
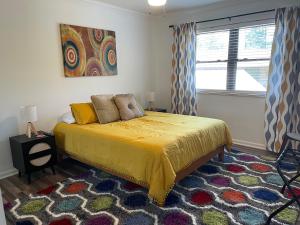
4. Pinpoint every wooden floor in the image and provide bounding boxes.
[0,159,88,205]
[1,148,299,224]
